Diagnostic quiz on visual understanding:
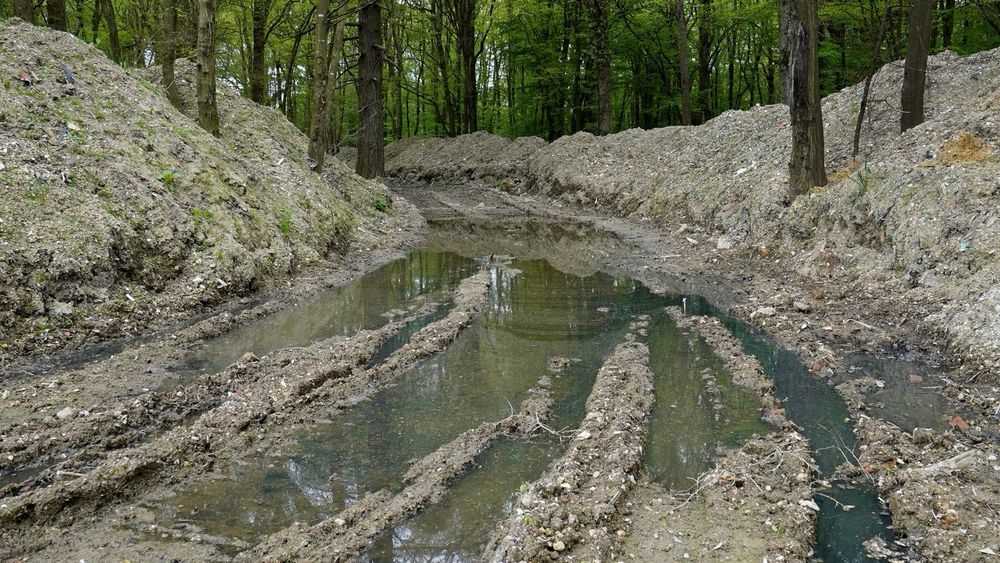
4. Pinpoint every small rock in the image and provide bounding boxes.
[798,499,820,512]
[56,407,75,420]
[752,306,777,318]
[552,540,566,552]
[912,428,935,444]
[793,301,811,312]
[240,352,258,363]
[908,373,923,383]
[577,430,592,440]
[333,518,346,526]
[716,236,736,250]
